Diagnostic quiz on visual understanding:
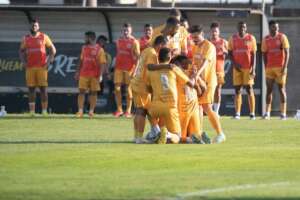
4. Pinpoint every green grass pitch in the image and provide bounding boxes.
[0,114,300,200]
